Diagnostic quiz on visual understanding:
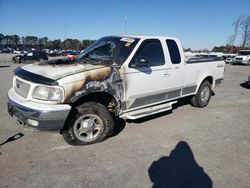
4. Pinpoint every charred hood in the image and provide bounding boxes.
[18,58,110,81]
